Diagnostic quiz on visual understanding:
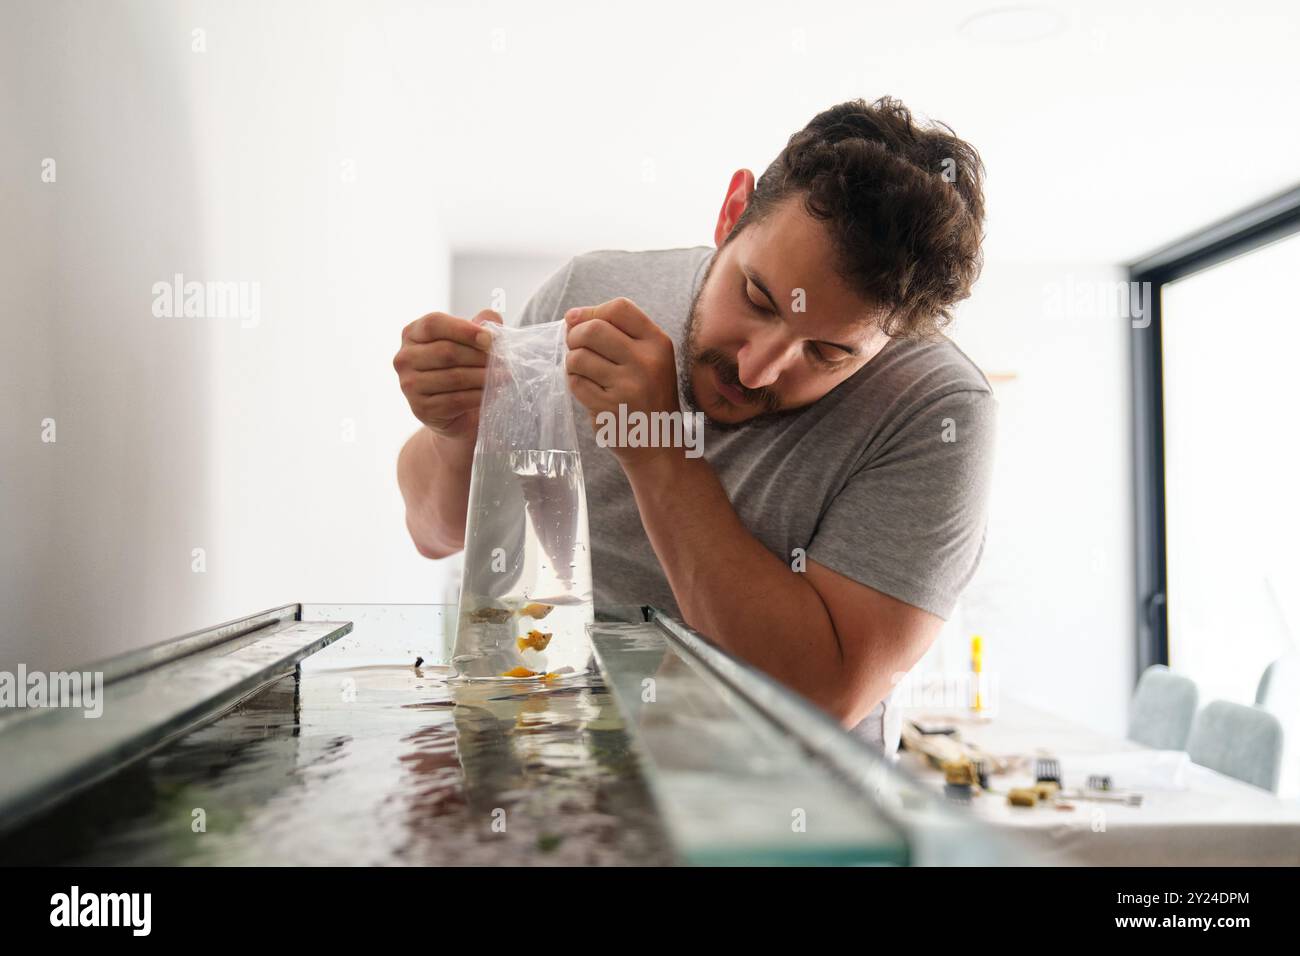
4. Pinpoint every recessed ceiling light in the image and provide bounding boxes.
[958,5,1067,44]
